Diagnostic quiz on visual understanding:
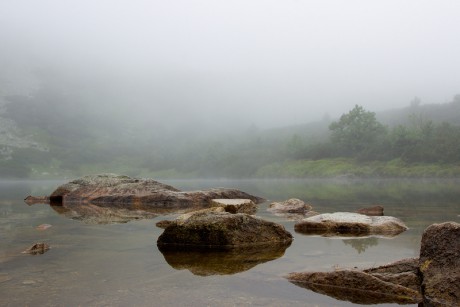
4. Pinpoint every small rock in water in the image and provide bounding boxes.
[22,242,50,255]
[36,224,52,231]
